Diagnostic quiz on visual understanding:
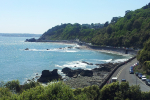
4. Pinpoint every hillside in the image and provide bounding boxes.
[38,3,150,49]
